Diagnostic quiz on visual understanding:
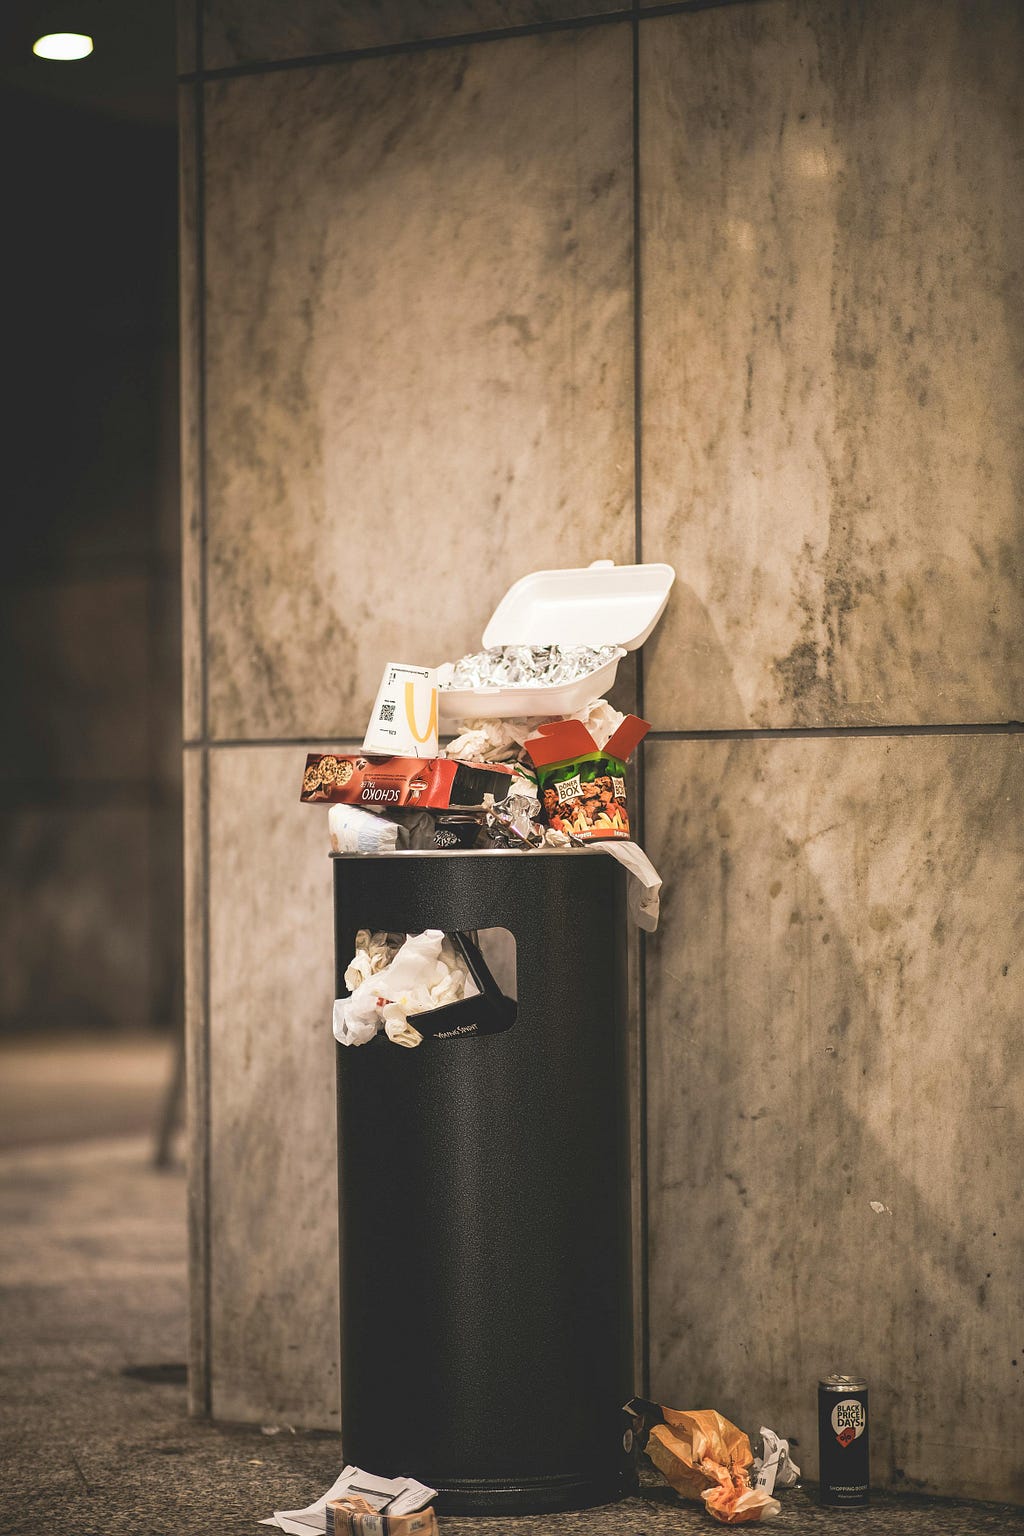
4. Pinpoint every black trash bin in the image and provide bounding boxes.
[333,848,634,1515]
